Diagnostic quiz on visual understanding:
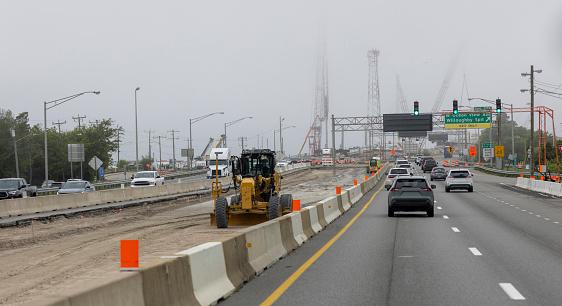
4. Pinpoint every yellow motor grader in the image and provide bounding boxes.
[210,149,293,228]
